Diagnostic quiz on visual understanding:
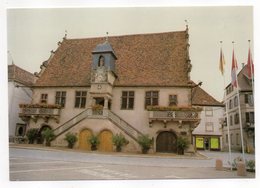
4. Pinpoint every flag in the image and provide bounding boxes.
[219,48,225,75]
[231,49,238,87]
[247,47,254,79]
